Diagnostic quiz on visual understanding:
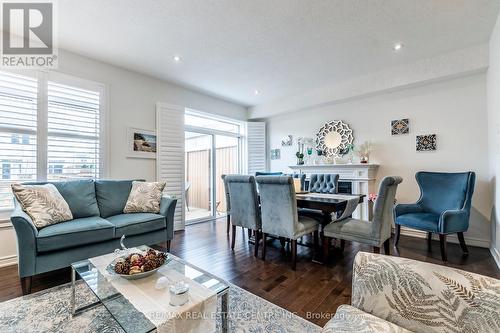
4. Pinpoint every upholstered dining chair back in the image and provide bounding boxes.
[284,173,307,191]
[371,176,403,241]
[256,176,298,239]
[416,171,475,216]
[221,174,230,213]
[309,174,339,194]
[225,175,260,230]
